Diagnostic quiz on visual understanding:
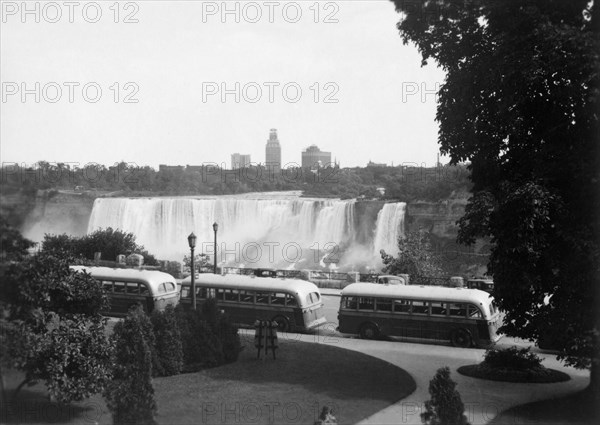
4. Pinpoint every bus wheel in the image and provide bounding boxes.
[272,315,290,332]
[451,328,472,348]
[359,323,379,340]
